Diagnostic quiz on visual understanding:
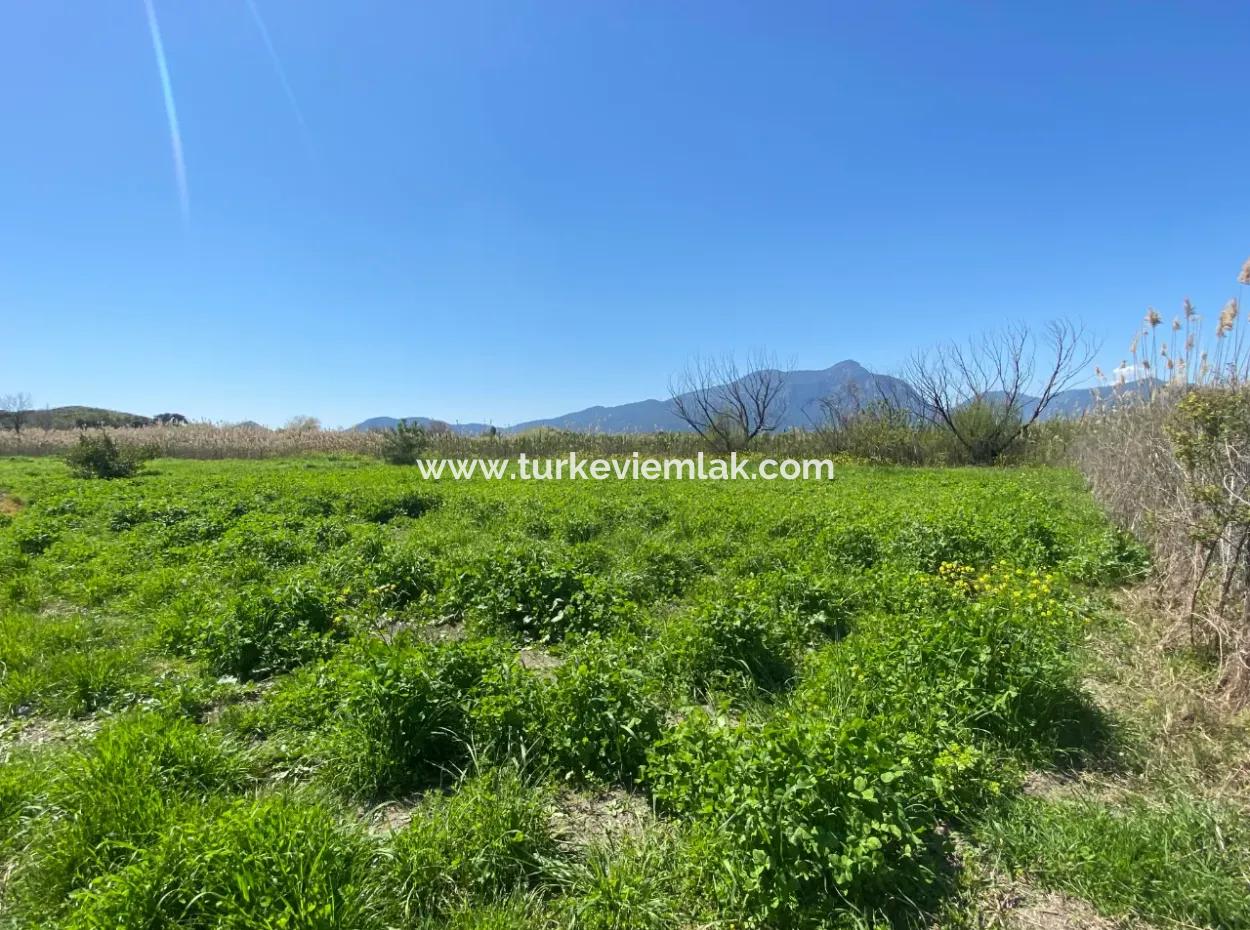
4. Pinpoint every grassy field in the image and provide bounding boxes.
[0,456,1243,928]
